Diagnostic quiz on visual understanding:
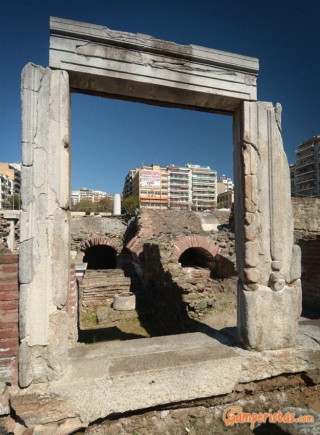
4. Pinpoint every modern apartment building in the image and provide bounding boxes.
[0,162,21,209]
[289,163,296,195]
[167,165,192,209]
[0,173,13,209]
[186,164,217,210]
[217,175,234,194]
[122,169,138,199]
[217,190,234,208]
[131,165,168,208]
[291,135,320,197]
[71,188,112,205]
[124,163,218,209]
